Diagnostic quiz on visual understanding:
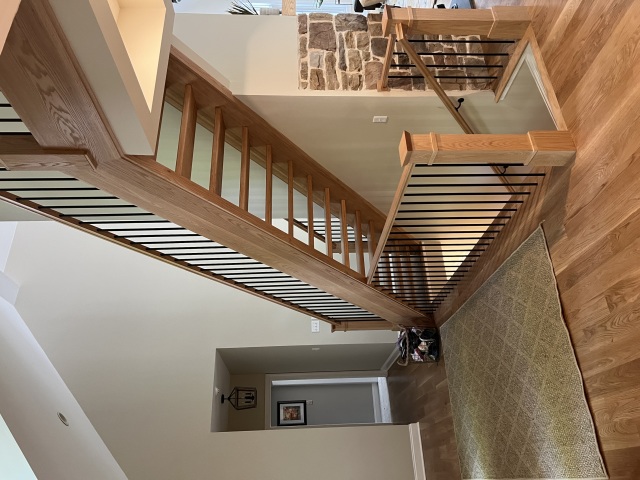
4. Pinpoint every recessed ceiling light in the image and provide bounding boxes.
[57,412,69,426]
